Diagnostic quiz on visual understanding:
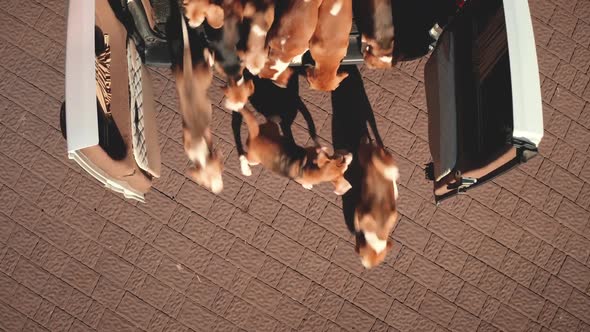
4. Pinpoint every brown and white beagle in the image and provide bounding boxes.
[237,106,352,195]
[175,13,224,193]
[183,0,224,28]
[354,141,400,268]
[307,0,353,91]
[239,0,275,75]
[259,0,322,87]
[354,0,395,68]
